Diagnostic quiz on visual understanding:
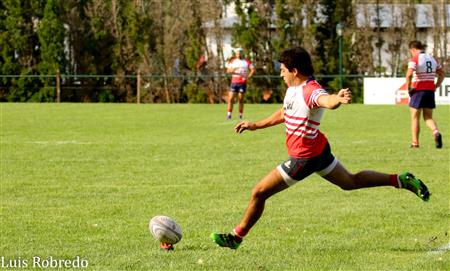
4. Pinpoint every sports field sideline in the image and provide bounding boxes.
[1,103,449,270]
